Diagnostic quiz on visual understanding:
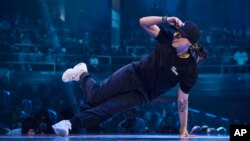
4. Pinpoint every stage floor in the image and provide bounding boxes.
[0,134,229,141]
